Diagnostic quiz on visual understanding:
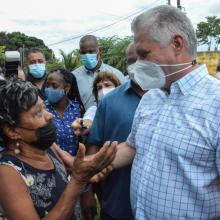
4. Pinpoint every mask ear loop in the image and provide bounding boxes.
[164,64,194,78]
